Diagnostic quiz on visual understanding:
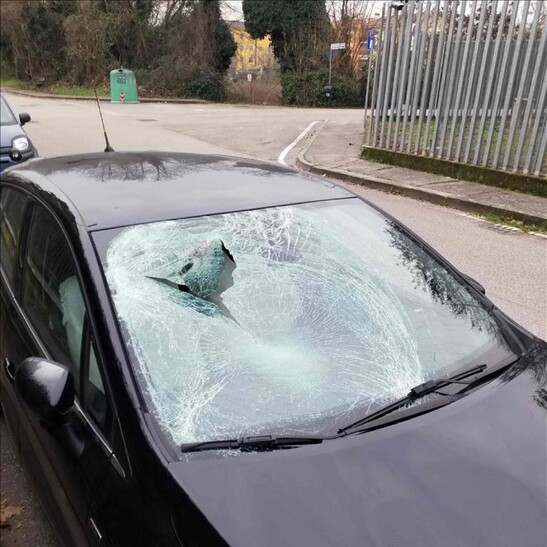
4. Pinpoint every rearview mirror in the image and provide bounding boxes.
[14,358,74,429]
[19,112,31,126]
